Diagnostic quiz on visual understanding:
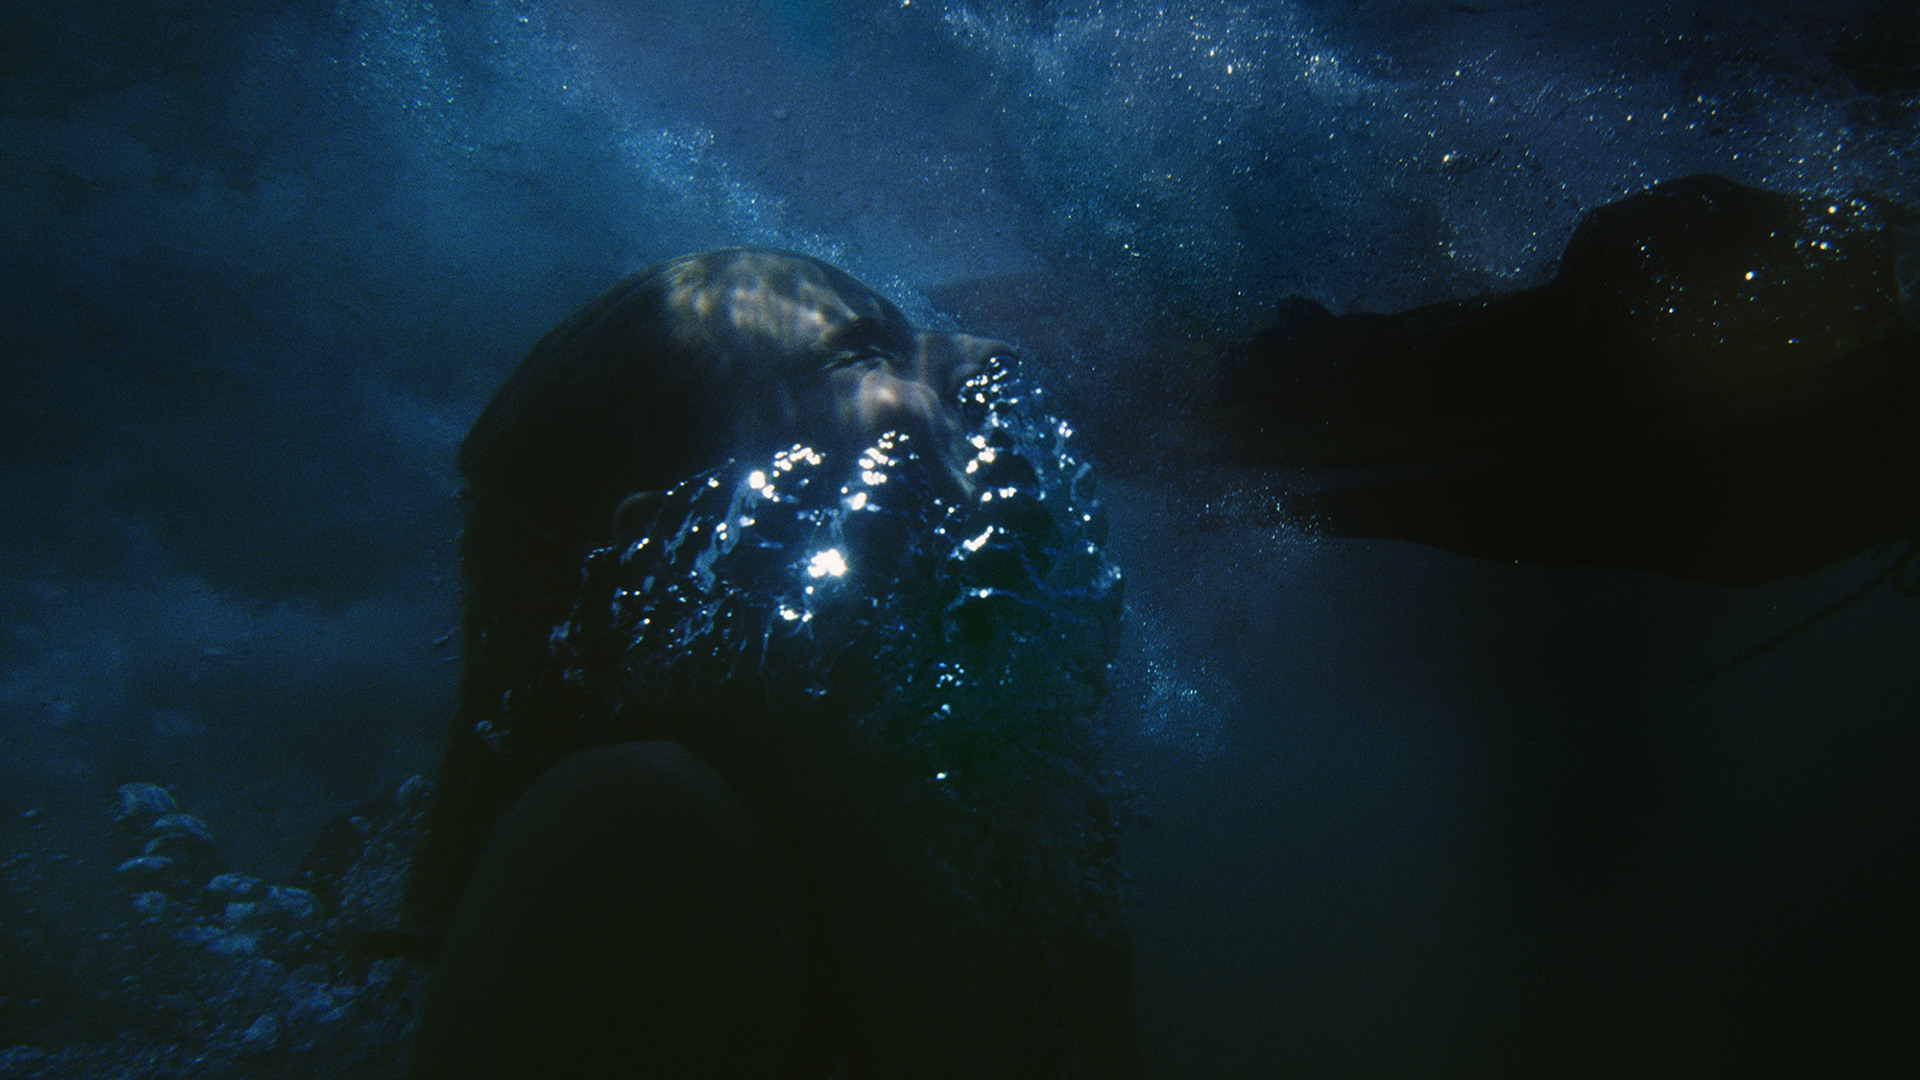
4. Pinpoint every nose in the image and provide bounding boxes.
[852,367,940,429]
[840,366,975,499]
[911,332,1009,400]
